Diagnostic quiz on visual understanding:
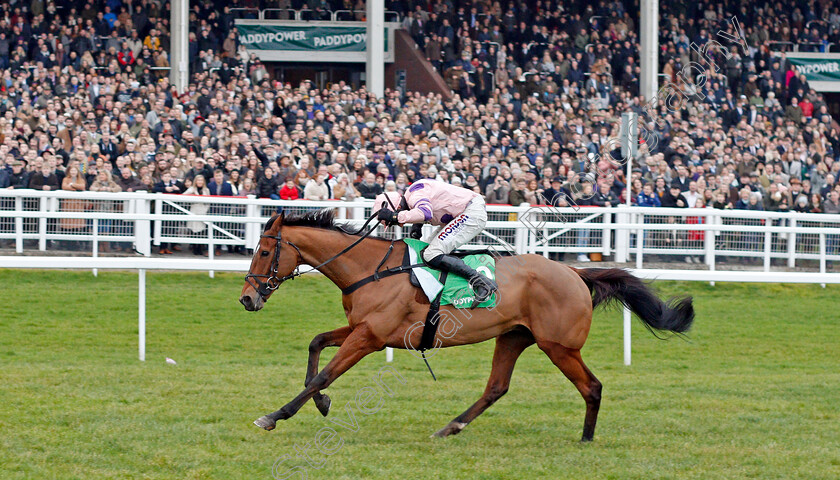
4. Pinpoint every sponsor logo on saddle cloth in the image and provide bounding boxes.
[404,239,497,309]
